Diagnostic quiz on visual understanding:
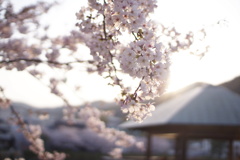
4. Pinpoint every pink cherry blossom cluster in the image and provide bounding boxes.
[76,0,170,122]
[43,82,145,159]
[9,104,66,160]
[4,158,25,160]
[0,87,10,109]
[27,125,66,160]
[159,25,209,58]
[109,148,123,159]
[27,125,44,153]
[0,0,48,71]
[39,77,144,159]
[0,0,87,74]
[62,106,78,124]
[78,105,144,158]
